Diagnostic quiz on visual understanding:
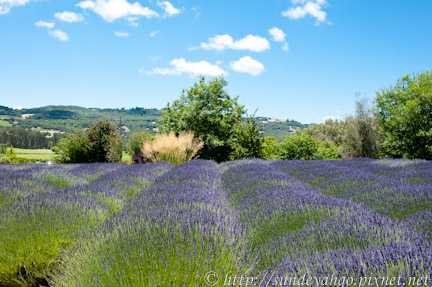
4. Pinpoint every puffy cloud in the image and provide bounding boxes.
[55,11,84,23]
[199,34,270,52]
[49,29,69,42]
[230,56,265,76]
[76,0,158,22]
[0,0,31,15]
[114,31,129,37]
[268,27,286,42]
[144,58,227,77]
[35,20,55,29]
[157,1,180,17]
[282,0,328,24]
